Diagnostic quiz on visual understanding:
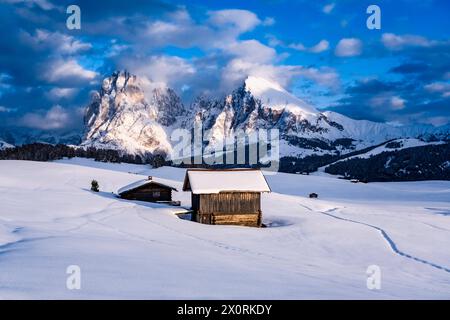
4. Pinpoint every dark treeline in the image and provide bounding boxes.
[0,143,167,168]
[2,142,449,182]
[278,139,398,173]
[325,143,450,182]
